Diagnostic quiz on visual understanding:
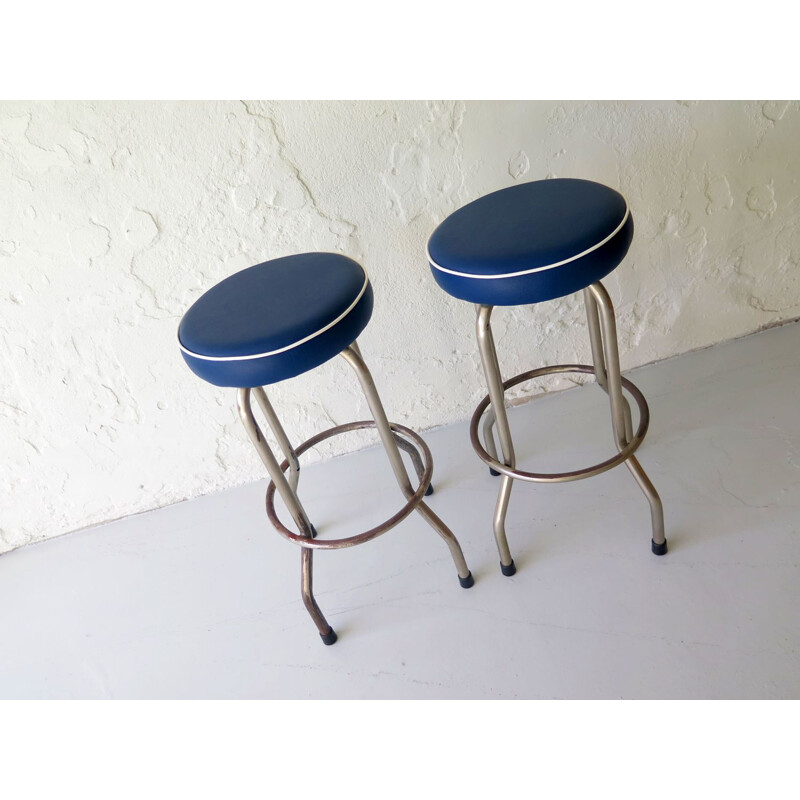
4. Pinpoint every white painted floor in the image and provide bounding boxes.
[2,322,800,699]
